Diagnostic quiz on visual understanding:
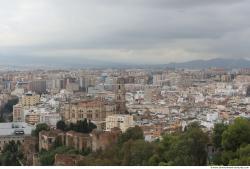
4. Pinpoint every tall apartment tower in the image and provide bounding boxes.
[115,77,127,114]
